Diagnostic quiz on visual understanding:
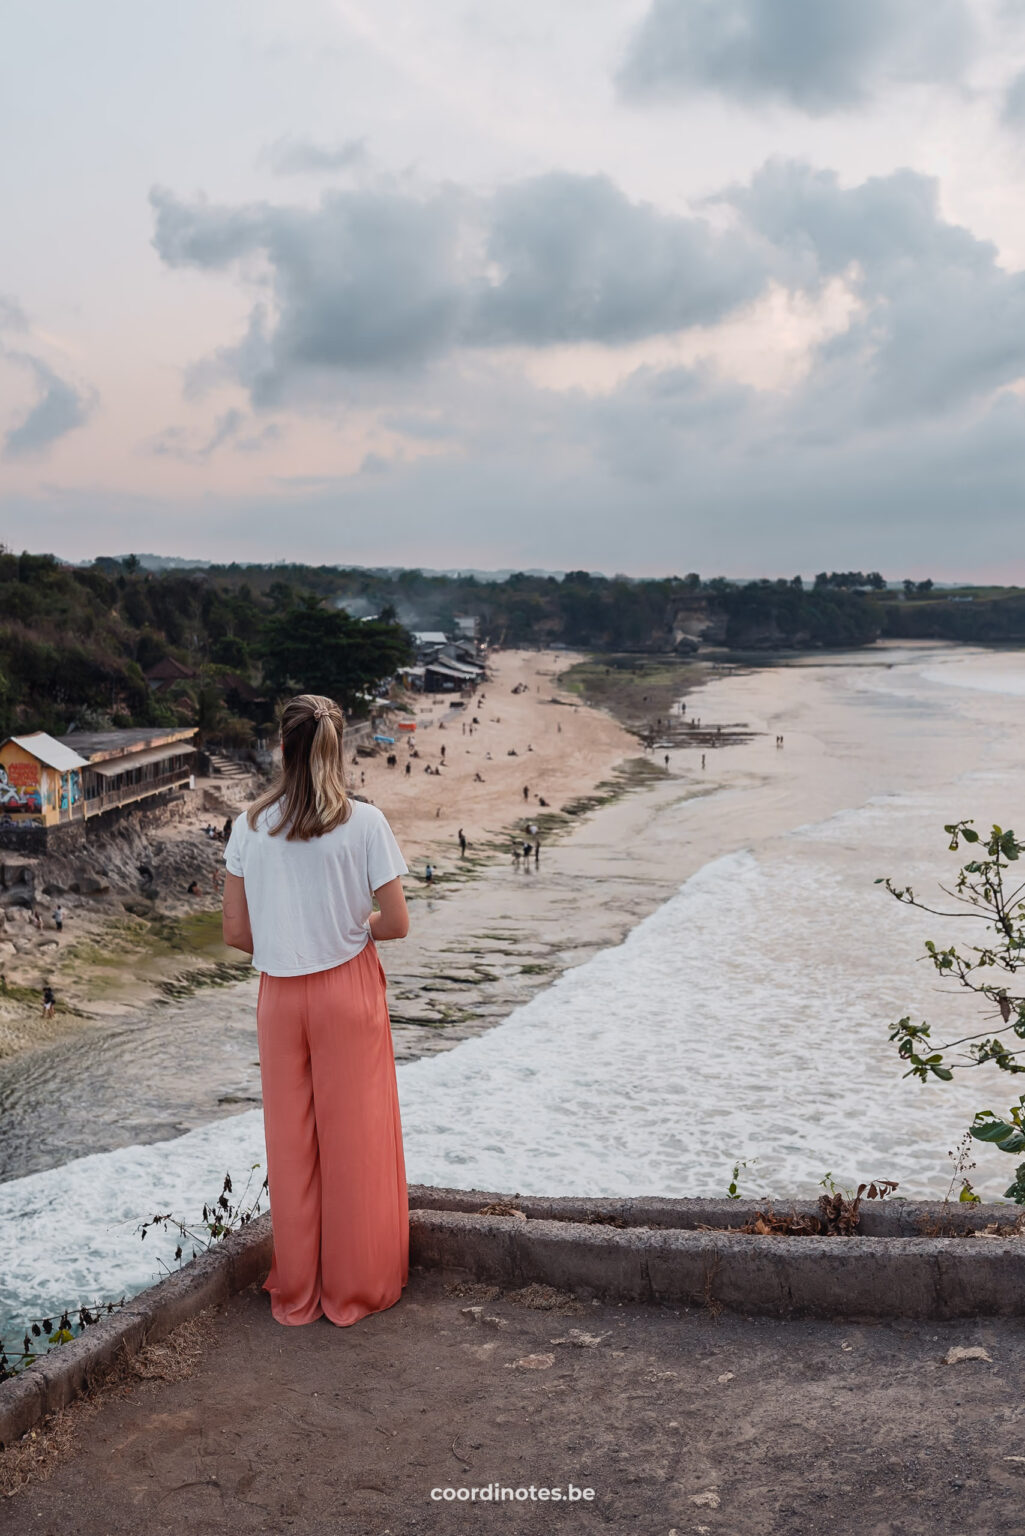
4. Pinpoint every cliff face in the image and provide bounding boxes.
[670,600,728,651]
